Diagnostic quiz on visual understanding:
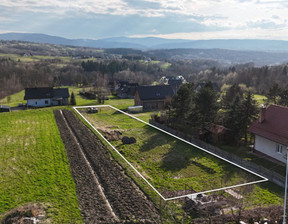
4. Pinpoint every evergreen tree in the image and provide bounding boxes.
[267,83,281,104]
[194,81,218,127]
[170,83,194,119]
[279,88,288,106]
[224,96,242,143]
[70,92,76,105]
[239,92,258,143]
[222,84,243,109]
